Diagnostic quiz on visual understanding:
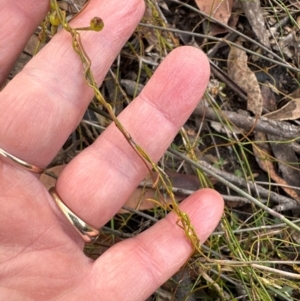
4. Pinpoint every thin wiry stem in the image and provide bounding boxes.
[50,0,202,251]
[139,22,300,73]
